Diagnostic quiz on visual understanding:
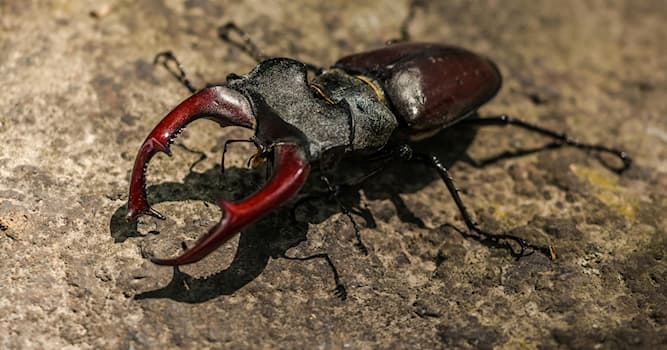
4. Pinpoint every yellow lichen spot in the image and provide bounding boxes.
[571,165,637,221]
[491,205,507,221]
[571,164,618,190]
